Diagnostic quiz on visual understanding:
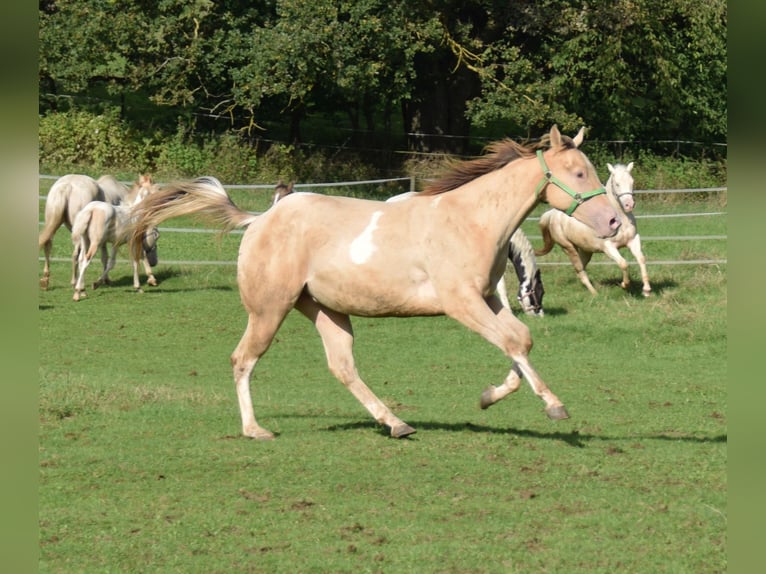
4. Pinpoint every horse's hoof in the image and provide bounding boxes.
[147,277,158,286]
[480,387,496,410]
[390,423,416,438]
[546,405,570,420]
[73,292,85,302]
[40,279,49,290]
[642,290,652,297]
[244,428,275,440]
